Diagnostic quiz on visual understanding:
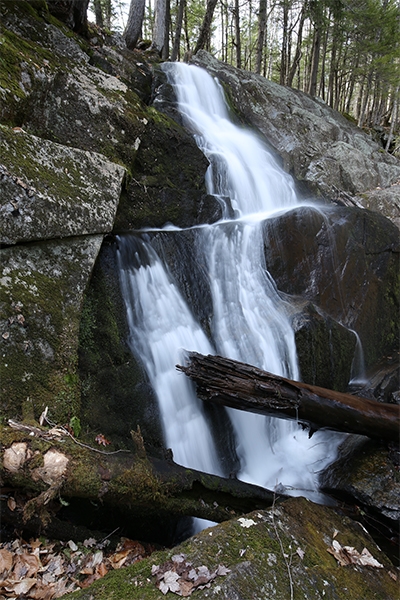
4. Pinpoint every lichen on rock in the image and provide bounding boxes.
[0,126,125,245]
